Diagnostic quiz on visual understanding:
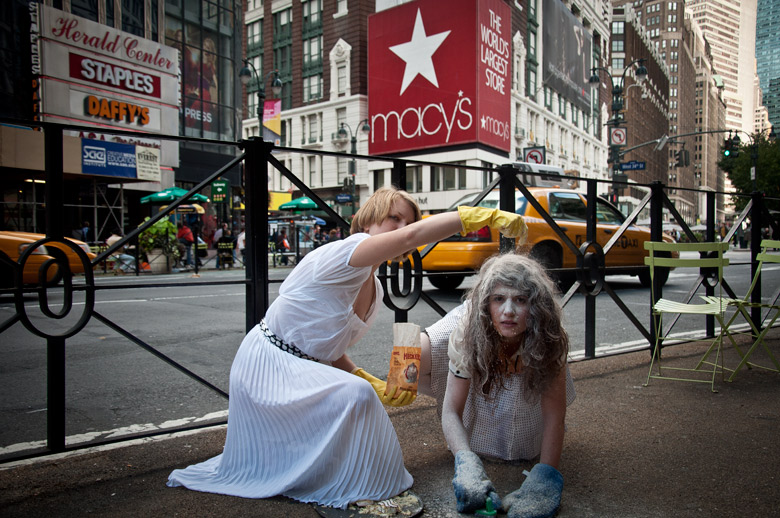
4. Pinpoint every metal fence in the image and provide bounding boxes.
[1,120,778,463]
